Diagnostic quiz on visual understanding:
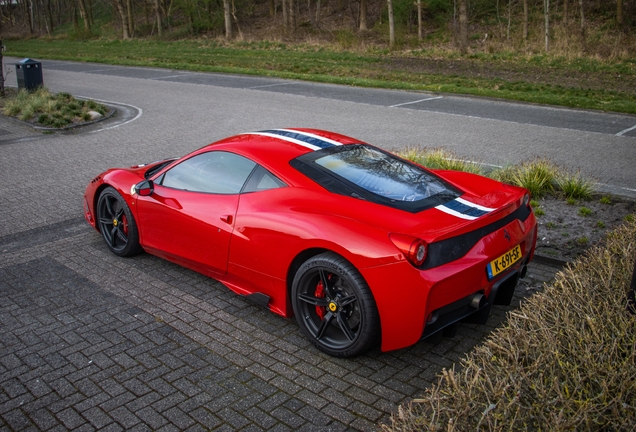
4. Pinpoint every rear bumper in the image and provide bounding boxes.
[367,212,537,352]
[421,258,529,339]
